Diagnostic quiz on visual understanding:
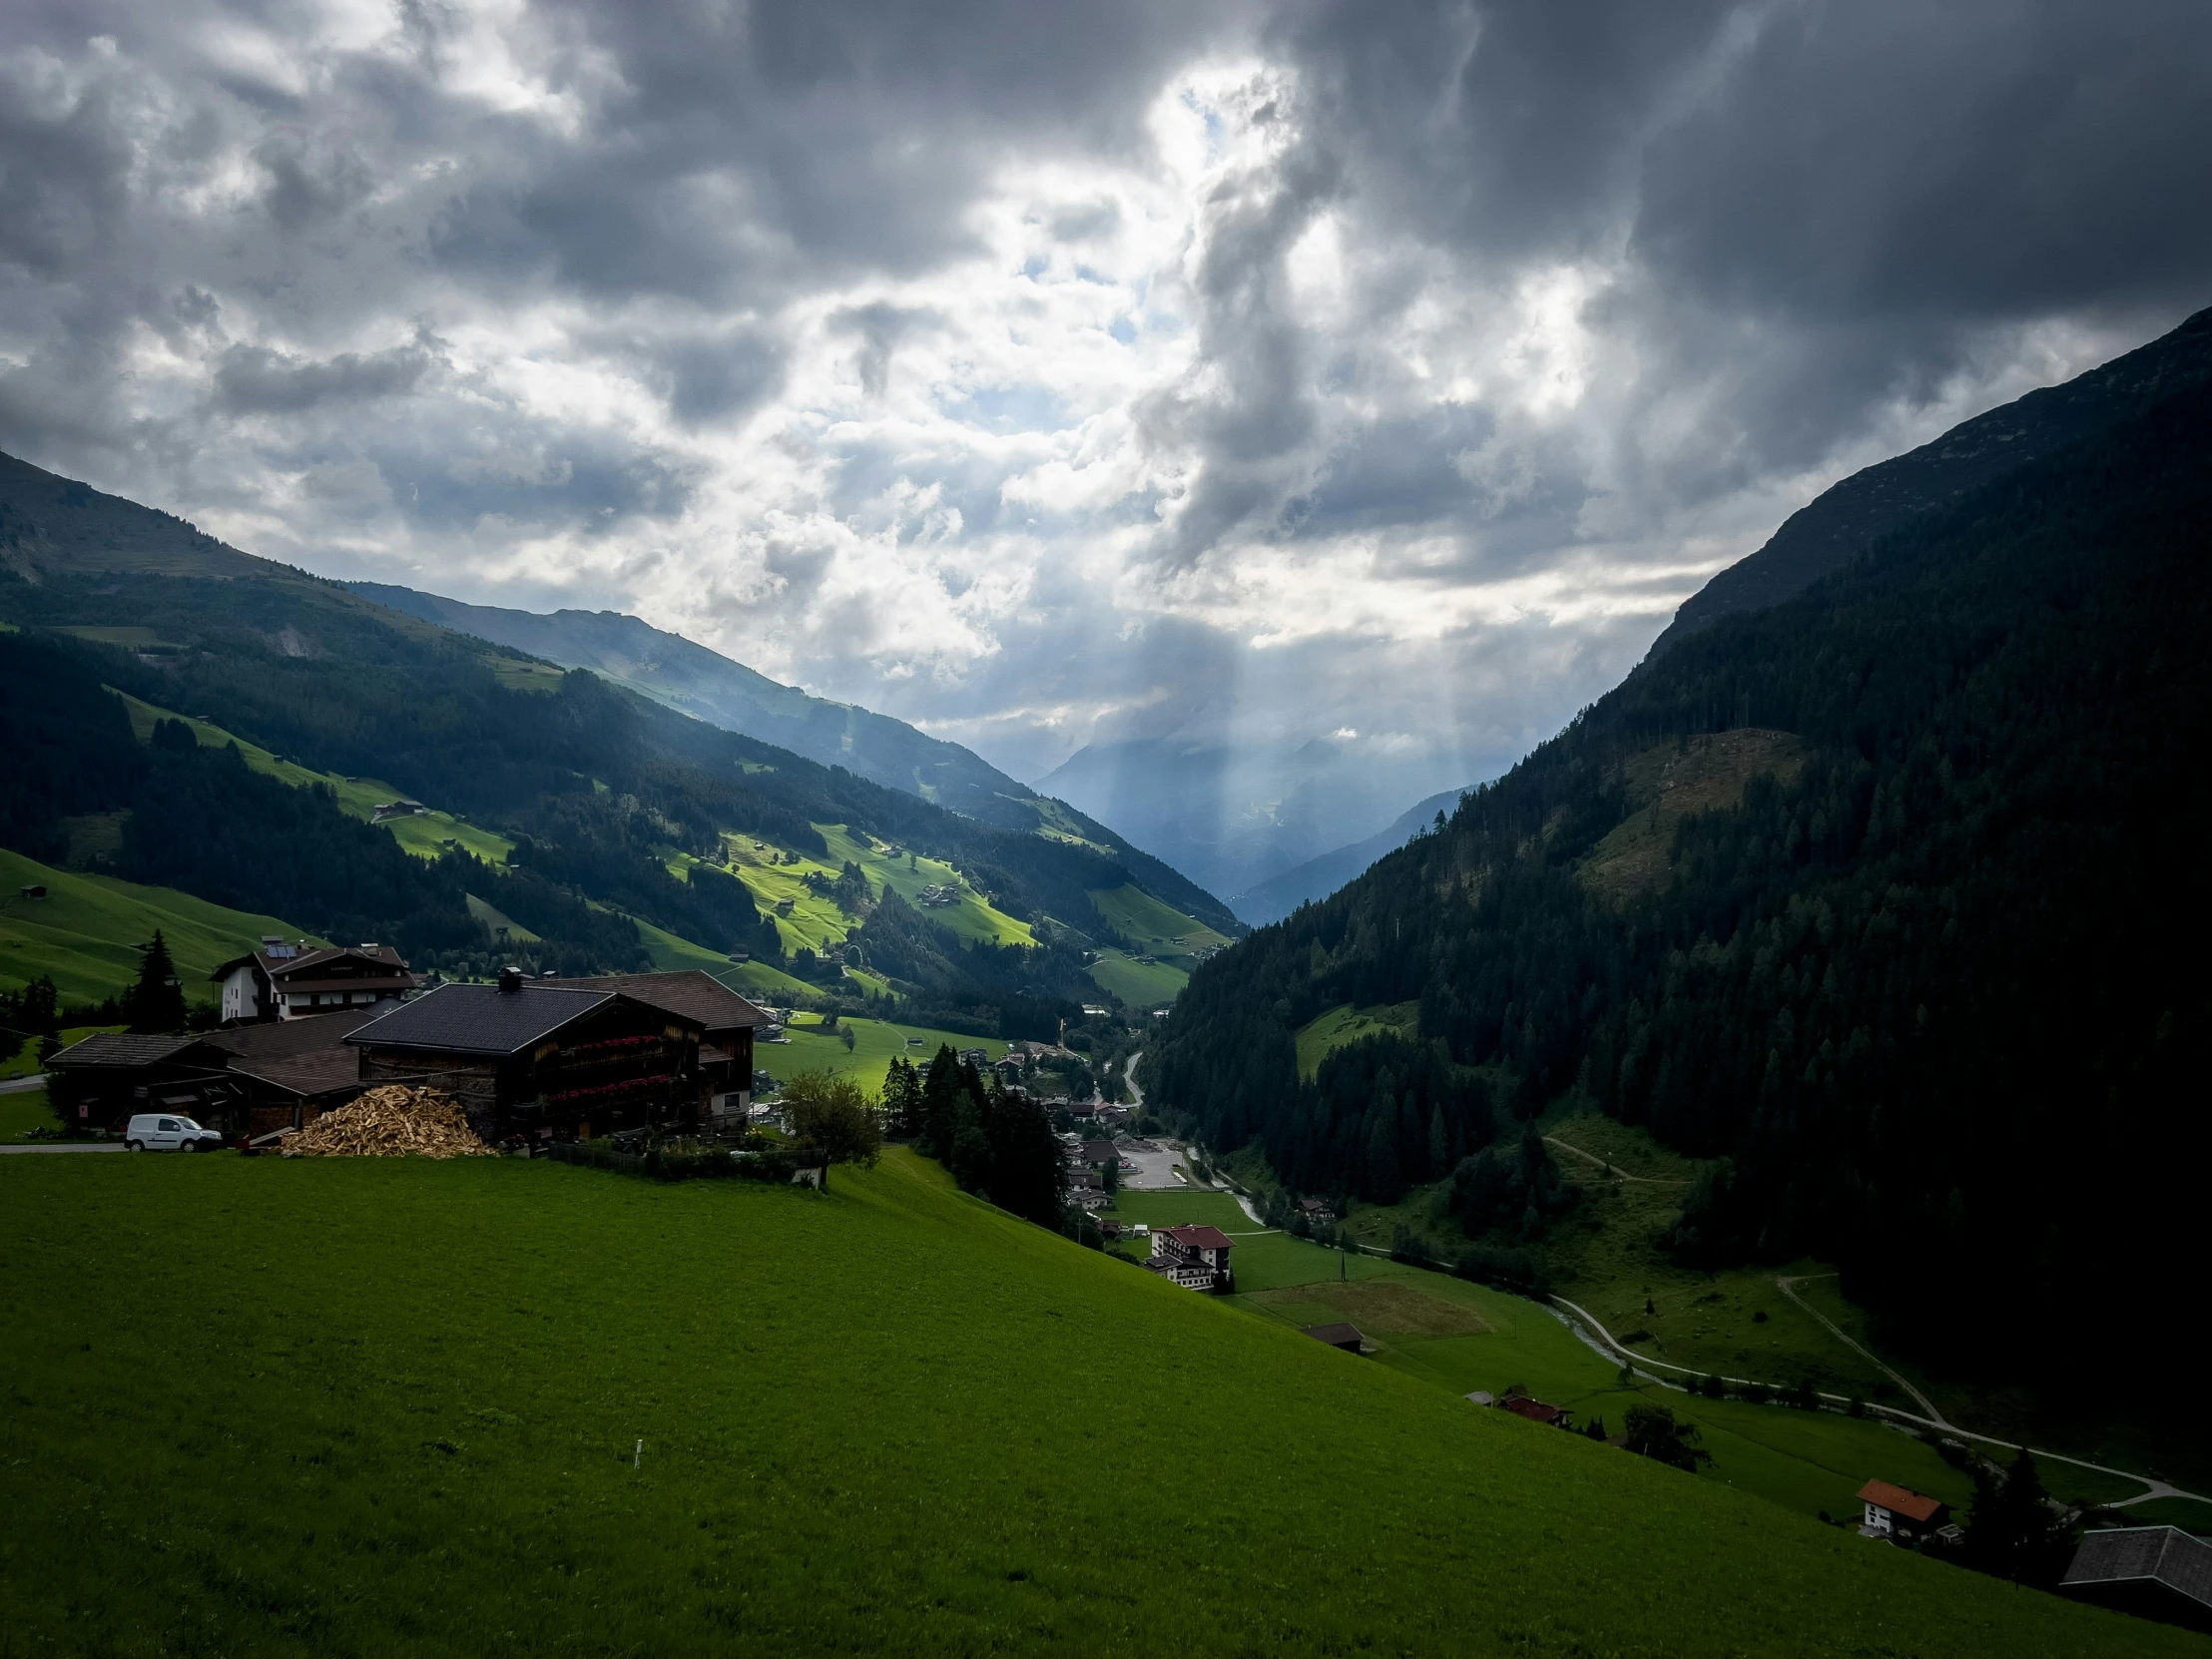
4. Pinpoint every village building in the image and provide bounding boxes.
[343,969,707,1142]
[561,970,771,1127]
[1147,1224,1234,1292]
[2059,1526,2212,1632]
[1857,1480,1950,1543]
[1080,1136,1119,1168]
[1495,1387,1576,1429]
[206,1004,391,1135]
[210,938,417,1024]
[1303,1323,1364,1354]
[44,1033,239,1134]
[1298,1196,1337,1225]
